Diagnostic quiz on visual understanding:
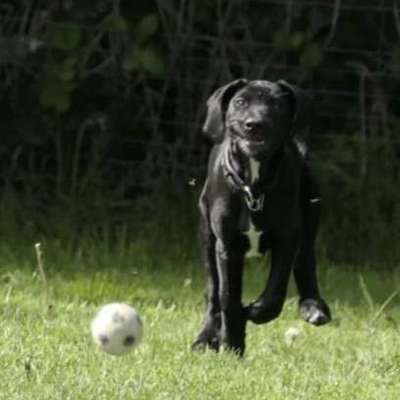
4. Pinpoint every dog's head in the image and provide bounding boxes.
[202,79,313,158]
